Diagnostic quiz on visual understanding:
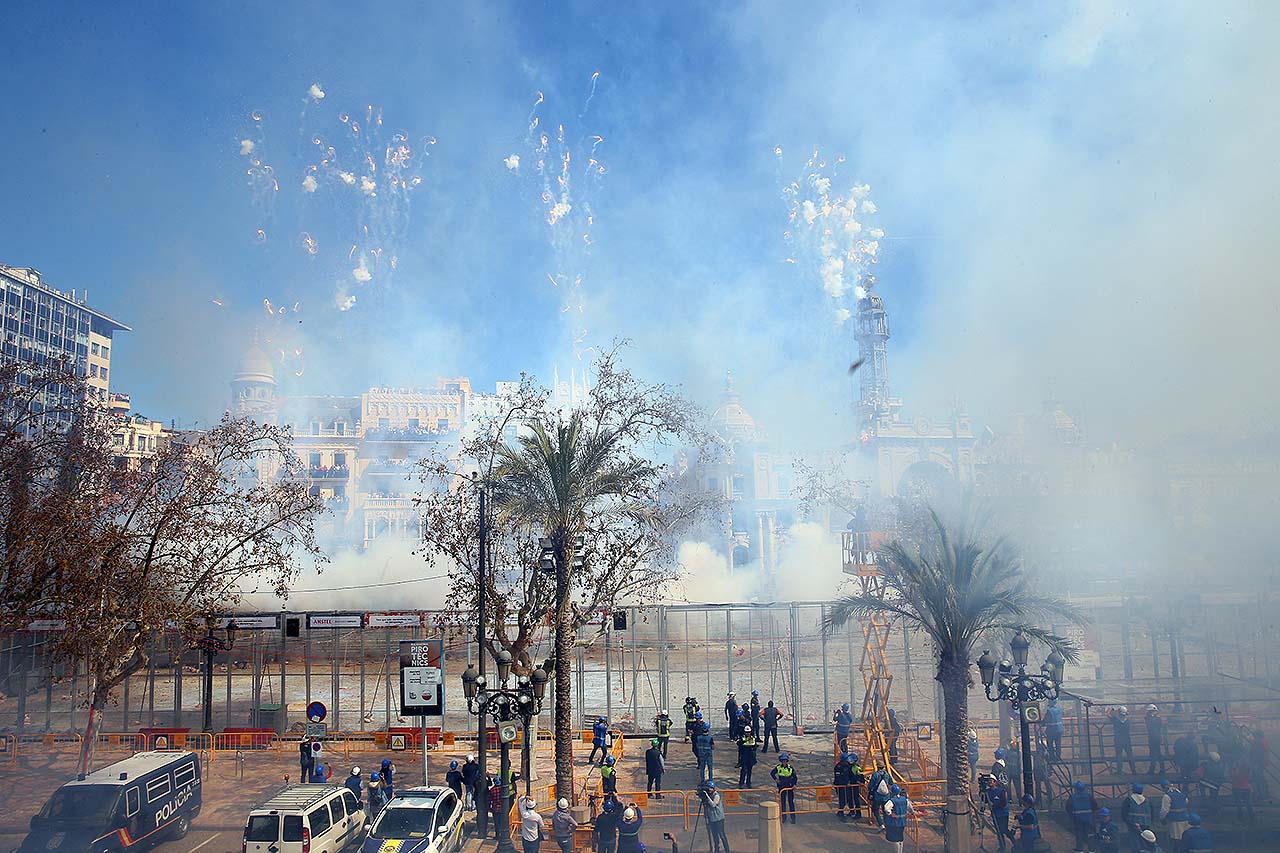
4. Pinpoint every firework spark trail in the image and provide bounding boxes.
[776,146,885,325]
[508,76,607,357]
